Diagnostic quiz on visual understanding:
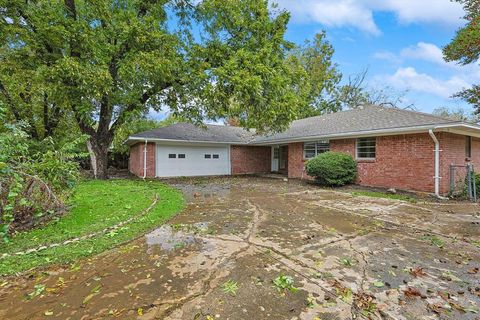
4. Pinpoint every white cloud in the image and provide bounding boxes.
[401,42,445,65]
[274,0,464,35]
[380,67,470,98]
